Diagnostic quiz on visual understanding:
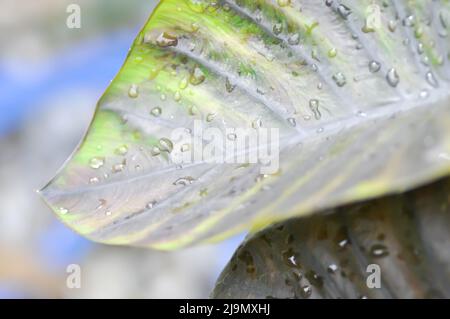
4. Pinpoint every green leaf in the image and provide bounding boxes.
[40,0,450,250]
[212,177,450,299]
